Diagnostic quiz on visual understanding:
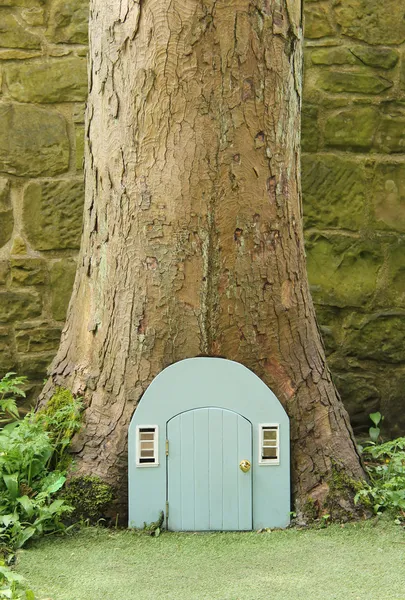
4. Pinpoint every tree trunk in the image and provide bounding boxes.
[42,0,364,519]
